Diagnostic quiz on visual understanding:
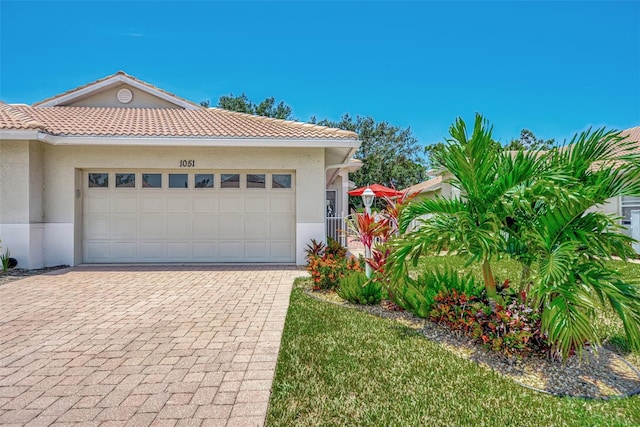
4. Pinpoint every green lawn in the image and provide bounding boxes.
[266,258,640,426]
